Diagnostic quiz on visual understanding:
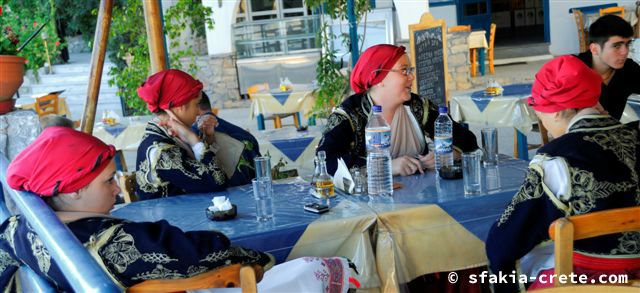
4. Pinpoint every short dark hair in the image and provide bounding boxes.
[588,15,634,46]
[198,91,213,112]
[40,115,75,129]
